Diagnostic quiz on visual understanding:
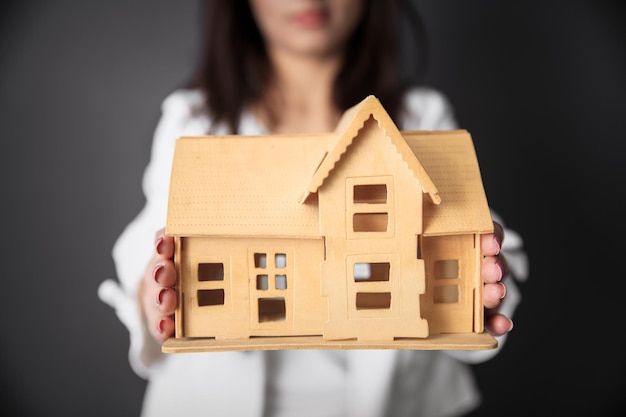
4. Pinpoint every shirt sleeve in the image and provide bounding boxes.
[401,87,529,364]
[97,89,208,378]
[400,86,459,131]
